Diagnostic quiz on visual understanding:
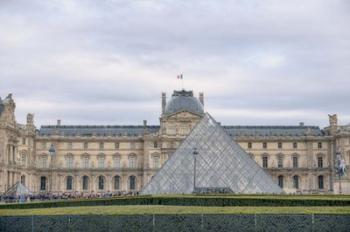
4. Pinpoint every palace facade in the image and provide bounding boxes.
[0,90,349,194]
